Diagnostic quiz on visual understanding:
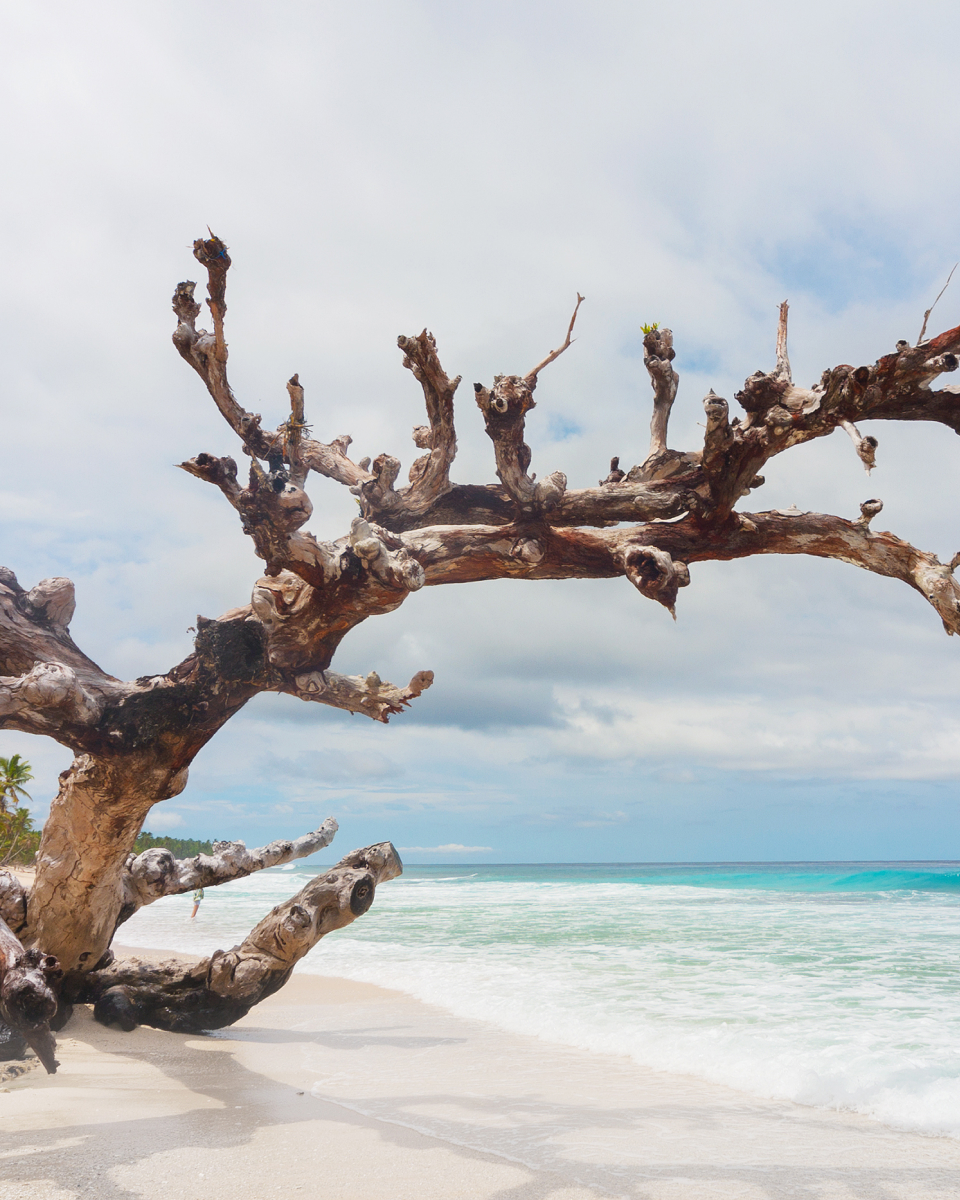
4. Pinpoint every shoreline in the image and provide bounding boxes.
[2,945,958,1197]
